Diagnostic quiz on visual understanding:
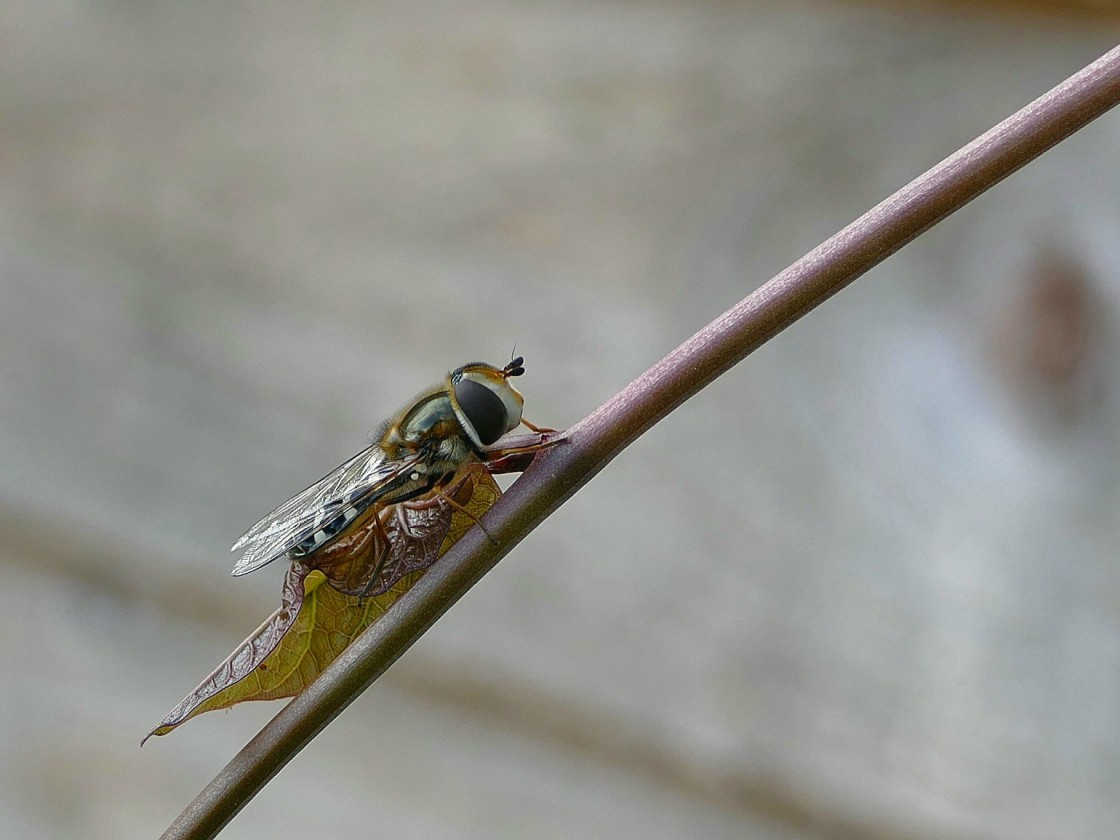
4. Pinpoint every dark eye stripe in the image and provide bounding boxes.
[454,378,507,445]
